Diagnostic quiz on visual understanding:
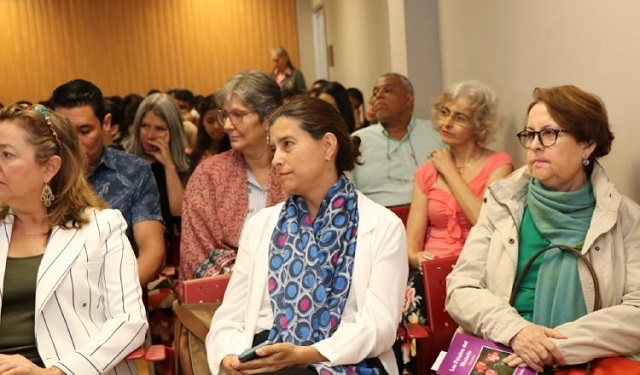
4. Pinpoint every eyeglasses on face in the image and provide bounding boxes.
[516,128,569,148]
[217,109,257,126]
[437,106,471,126]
